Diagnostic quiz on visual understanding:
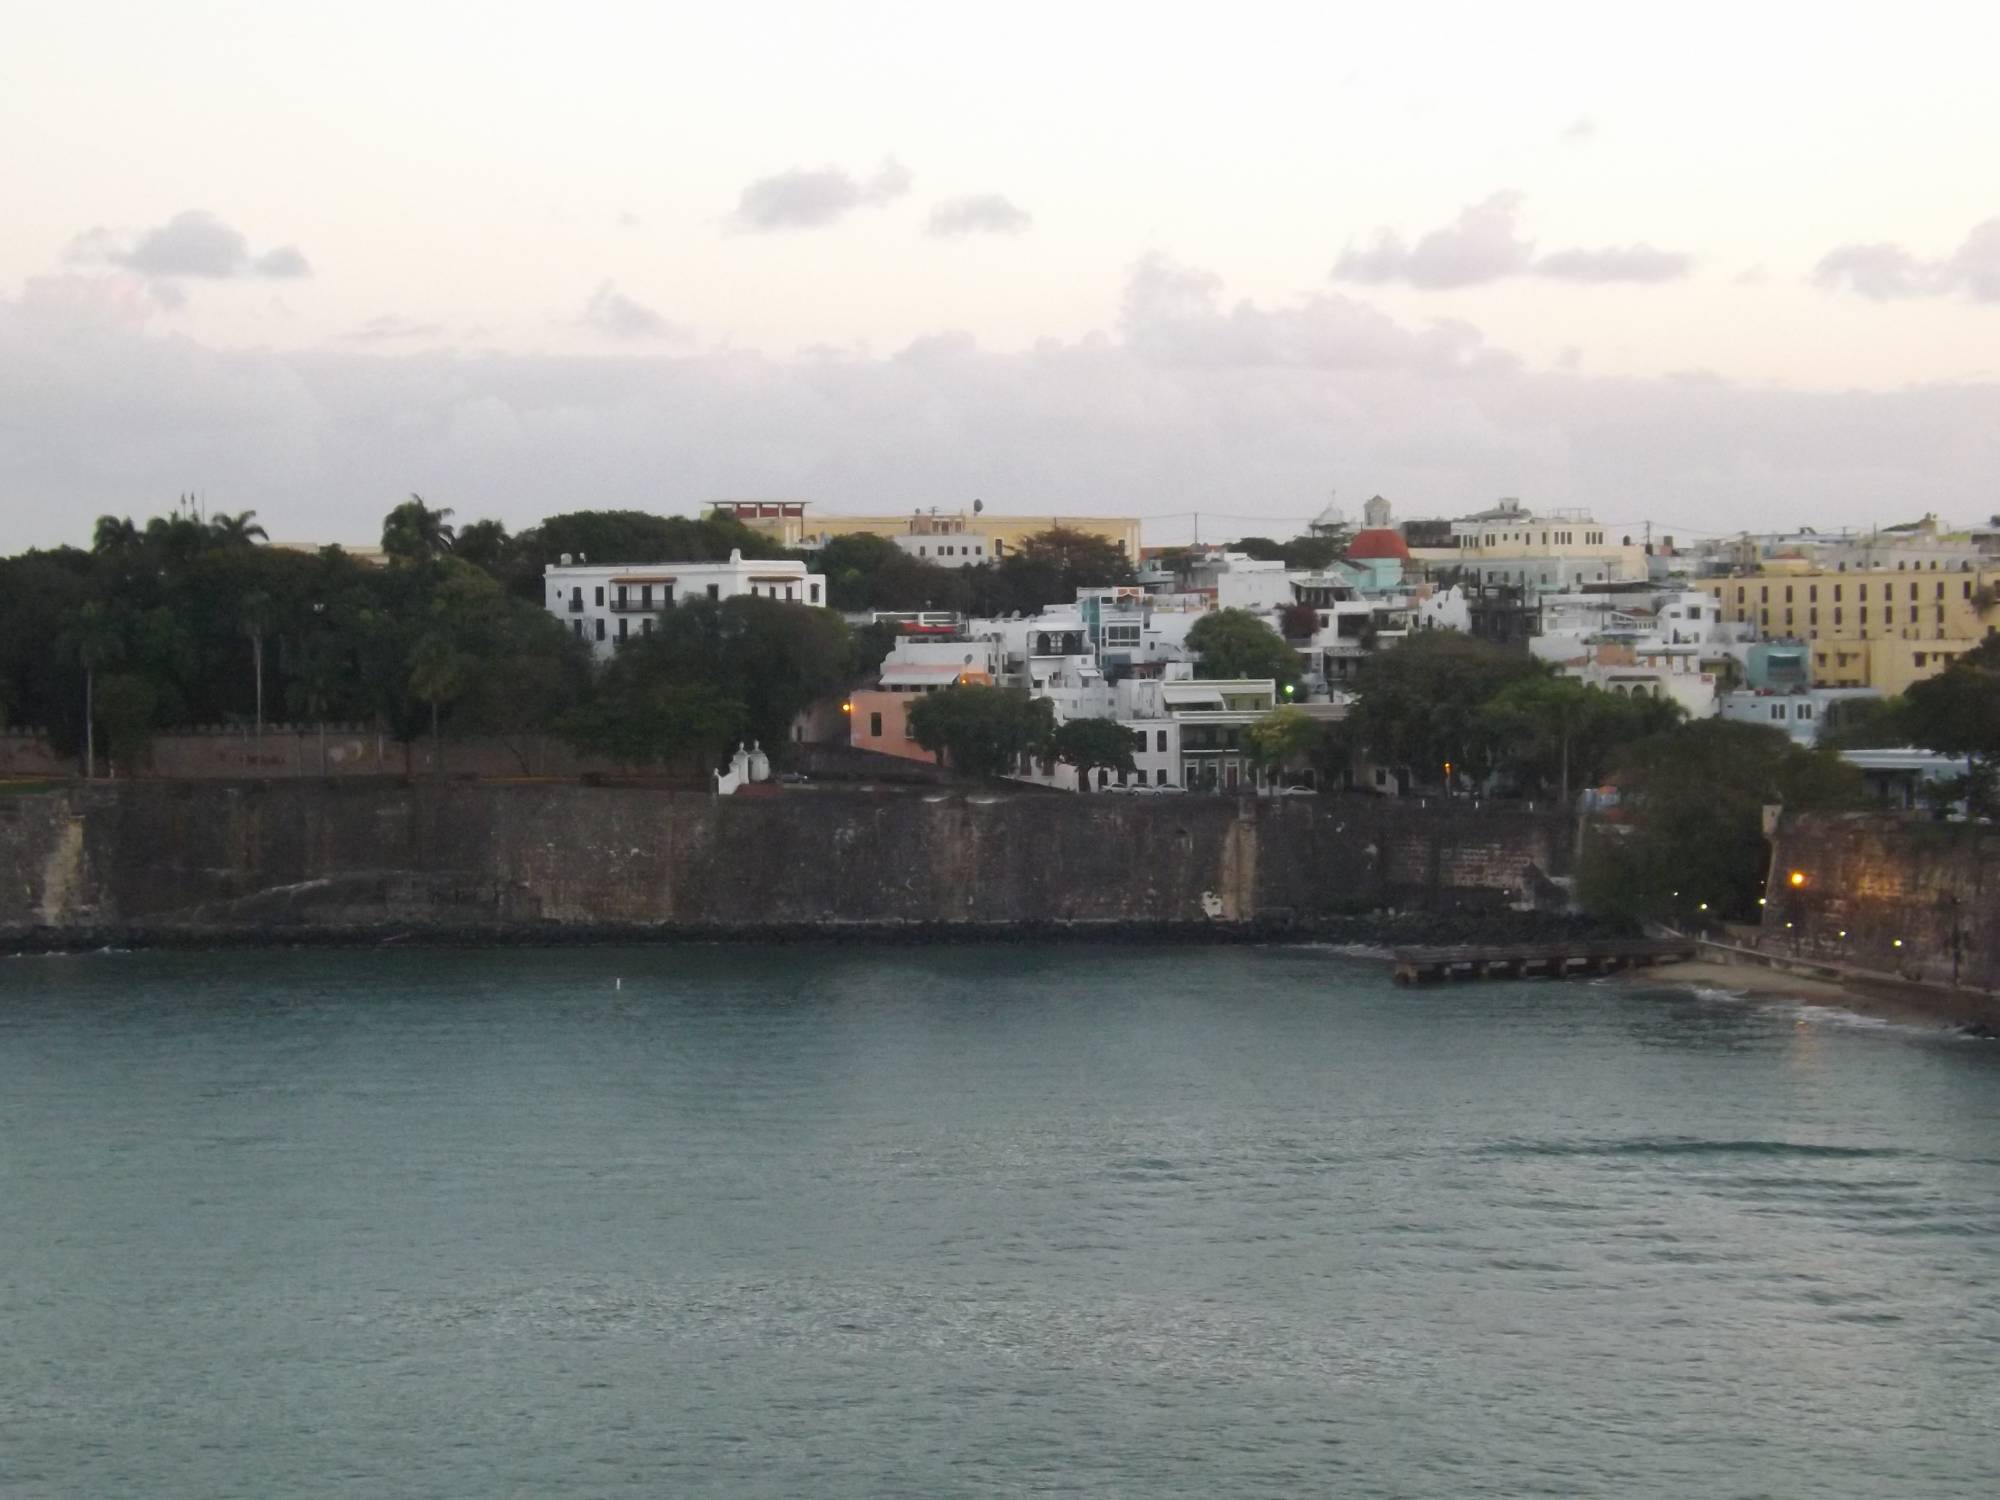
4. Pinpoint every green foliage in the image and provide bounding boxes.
[93,672,161,771]
[1576,719,1867,923]
[1244,705,1329,772]
[906,684,1054,778]
[1479,675,1682,801]
[1347,631,1543,783]
[558,678,746,774]
[381,495,457,560]
[810,525,1134,617]
[1817,694,1916,750]
[1186,608,1302,685]
[1051,716,1138,789]
[1905,636,2000,764]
